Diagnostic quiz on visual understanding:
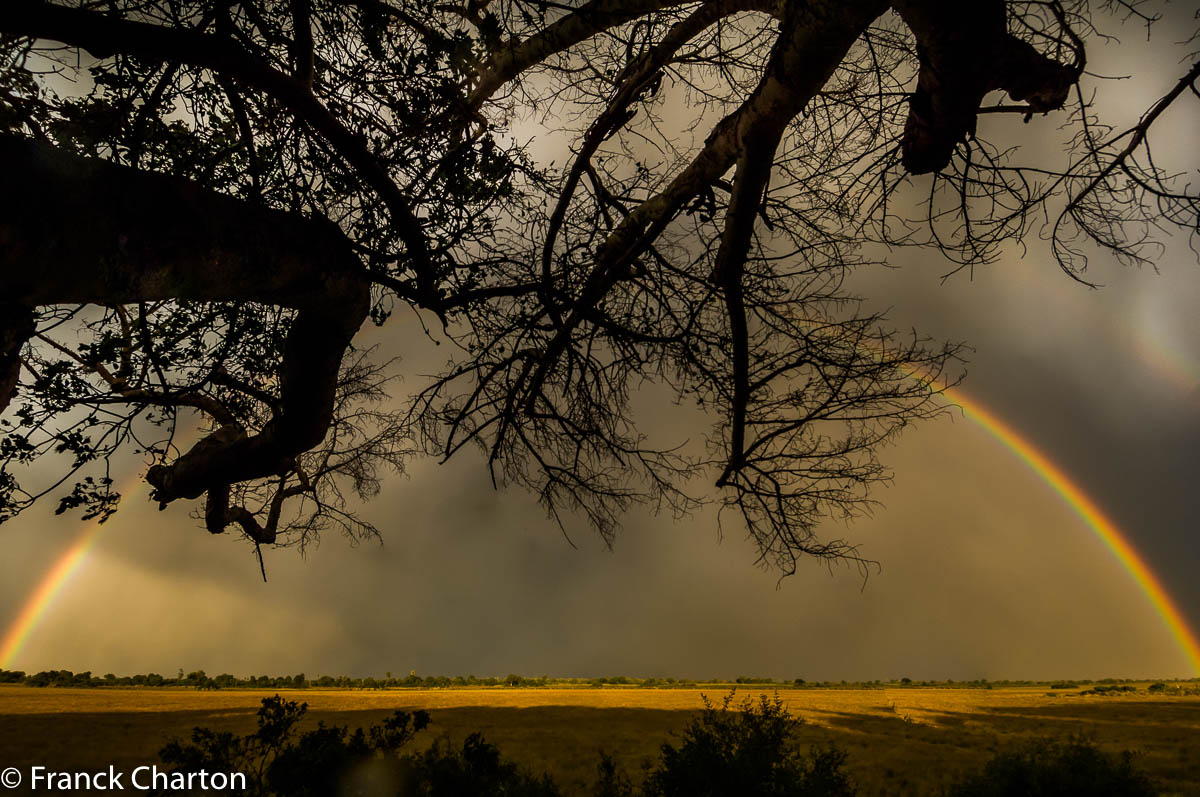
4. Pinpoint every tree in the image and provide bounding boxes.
[641,691,854,797]
[0,1,1196,573]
